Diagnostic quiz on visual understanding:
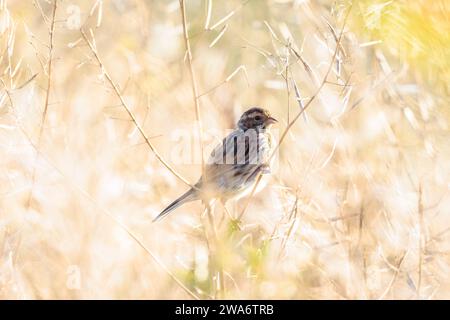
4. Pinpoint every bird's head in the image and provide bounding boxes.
[237,107,278,131]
